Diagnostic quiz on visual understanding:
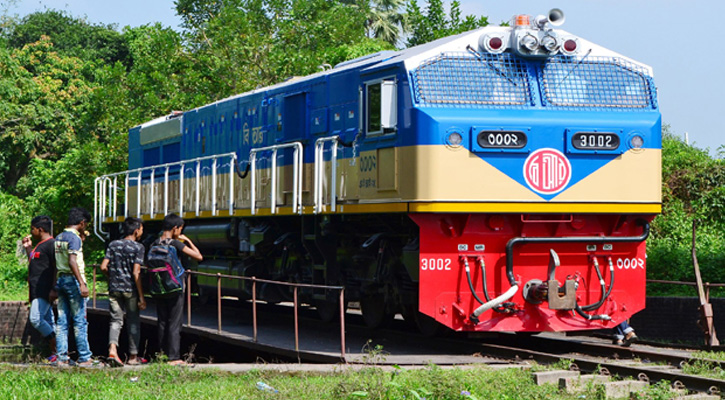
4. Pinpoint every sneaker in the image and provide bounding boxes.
[46,355,58,364]
[623,331,638,347]
[612,339,624,346]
